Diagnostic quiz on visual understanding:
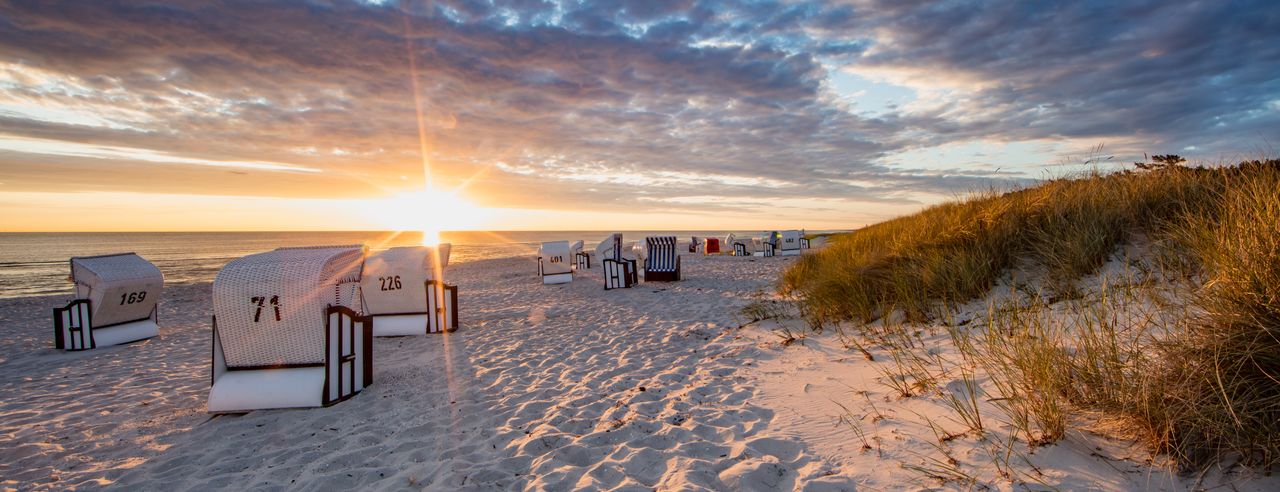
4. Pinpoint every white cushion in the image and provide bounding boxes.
[543,273,573,285]
[92,319,159,347]
[208,367,326,412]
[372,314,428,337]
